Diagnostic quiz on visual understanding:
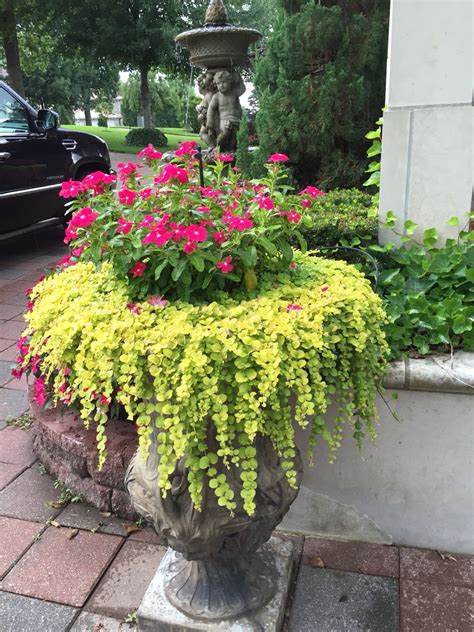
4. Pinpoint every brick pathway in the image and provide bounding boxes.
[0,229,473,631]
